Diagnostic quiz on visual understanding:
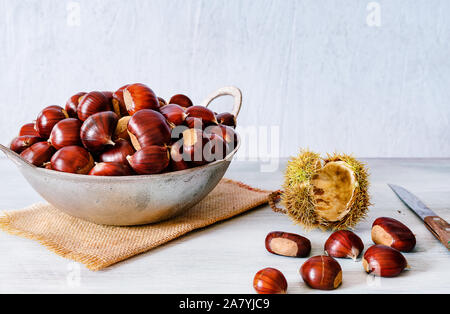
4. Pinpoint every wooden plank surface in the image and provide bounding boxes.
[0,157,448,293]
